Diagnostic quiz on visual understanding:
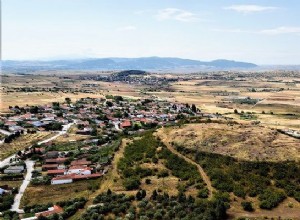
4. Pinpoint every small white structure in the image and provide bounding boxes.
[0,188,5,195]
[51,177,73,185]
